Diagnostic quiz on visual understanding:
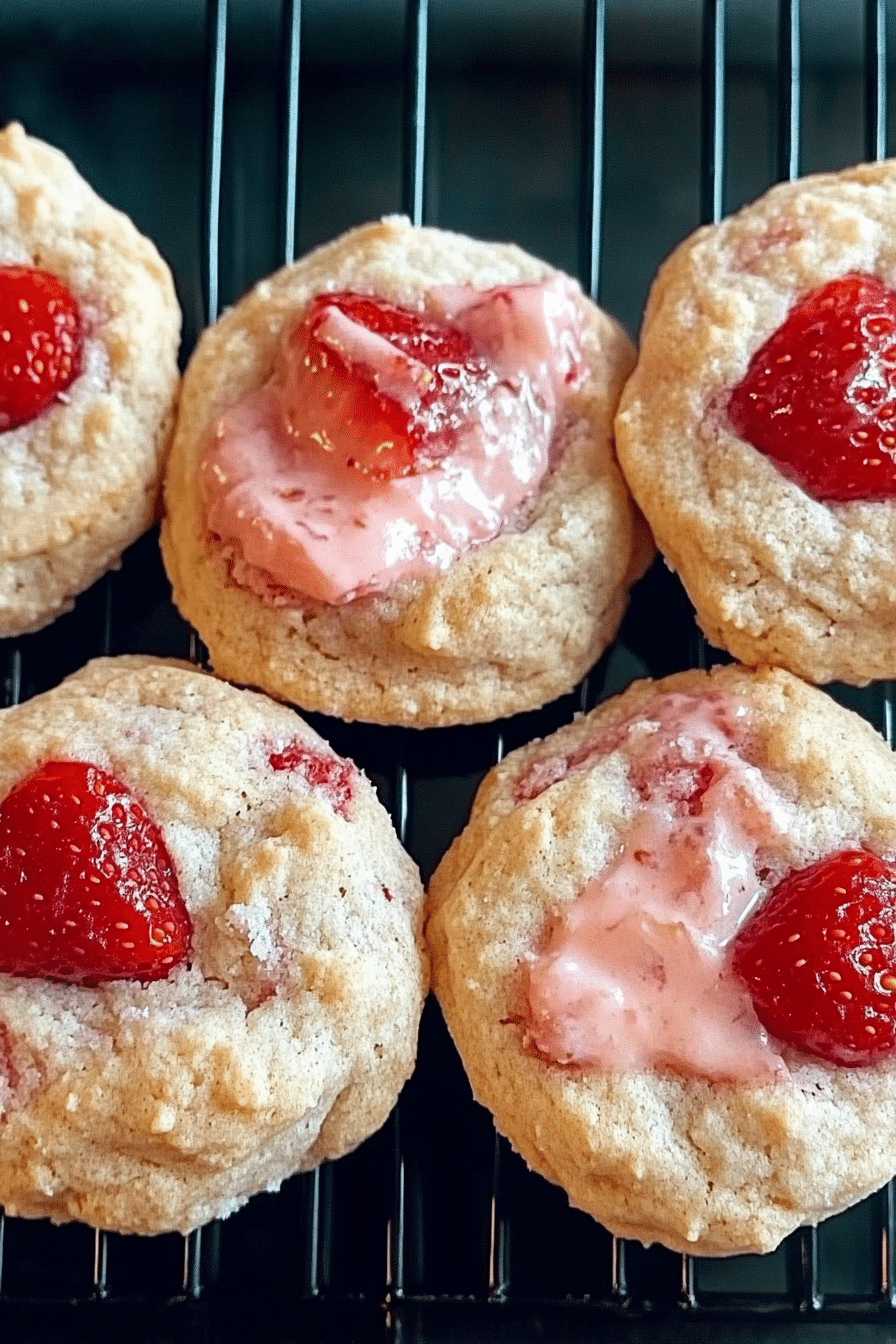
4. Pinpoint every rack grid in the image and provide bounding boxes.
[1,1,896,1339]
